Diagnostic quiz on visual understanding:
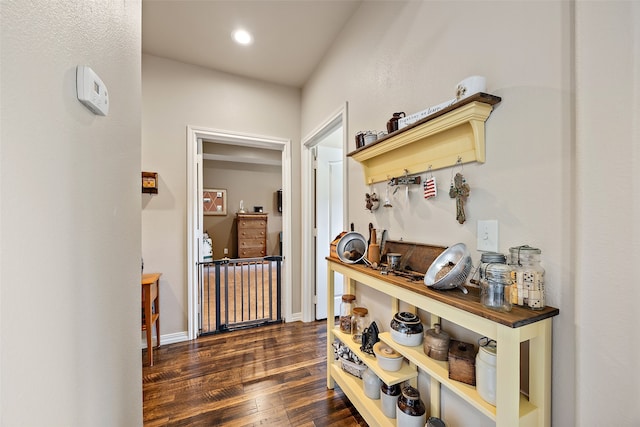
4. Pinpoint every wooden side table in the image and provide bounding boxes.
[141,273,161,366]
